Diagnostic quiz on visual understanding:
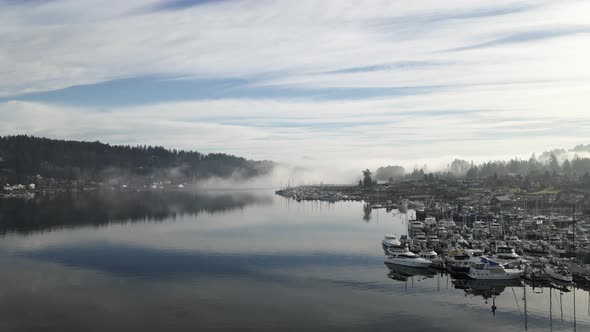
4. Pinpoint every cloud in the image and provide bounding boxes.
[0,0,589,177]
[1,78,588,179]
[2,0,589,97]
[142,0,232,13]
[447,25,590,52]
